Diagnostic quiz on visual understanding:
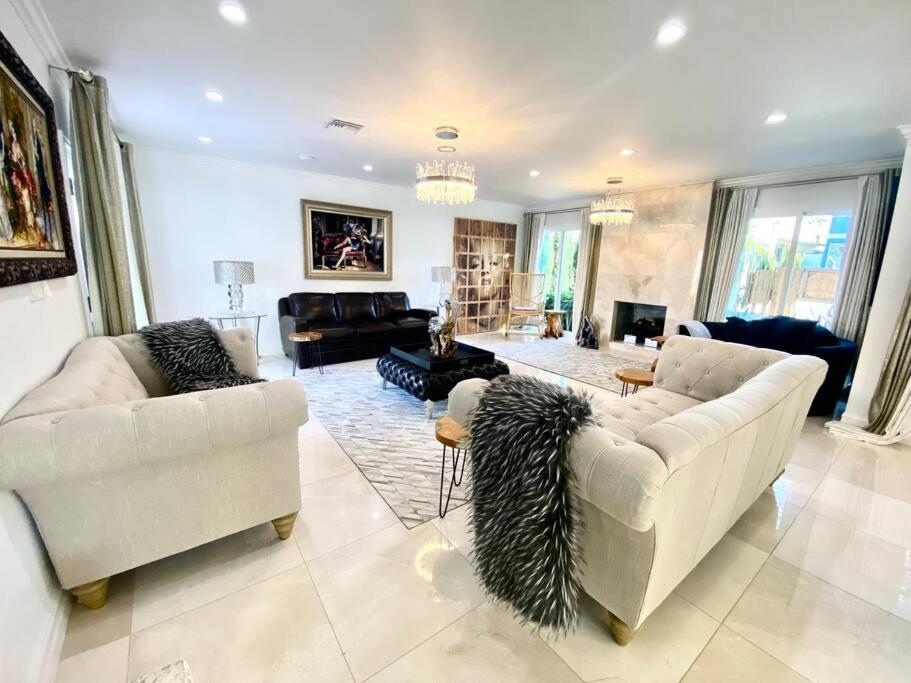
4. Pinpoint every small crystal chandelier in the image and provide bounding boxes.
[415,160,477,205]
[590,190,635,226]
